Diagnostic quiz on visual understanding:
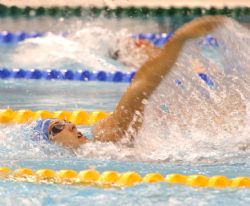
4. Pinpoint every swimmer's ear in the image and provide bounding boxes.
[174,15,227,41]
